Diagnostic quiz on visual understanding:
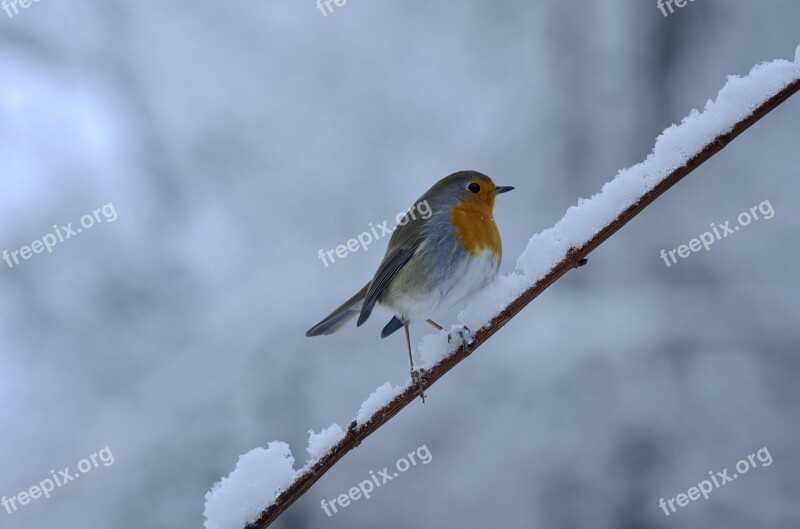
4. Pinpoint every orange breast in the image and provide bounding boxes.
[450,201,502,258]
